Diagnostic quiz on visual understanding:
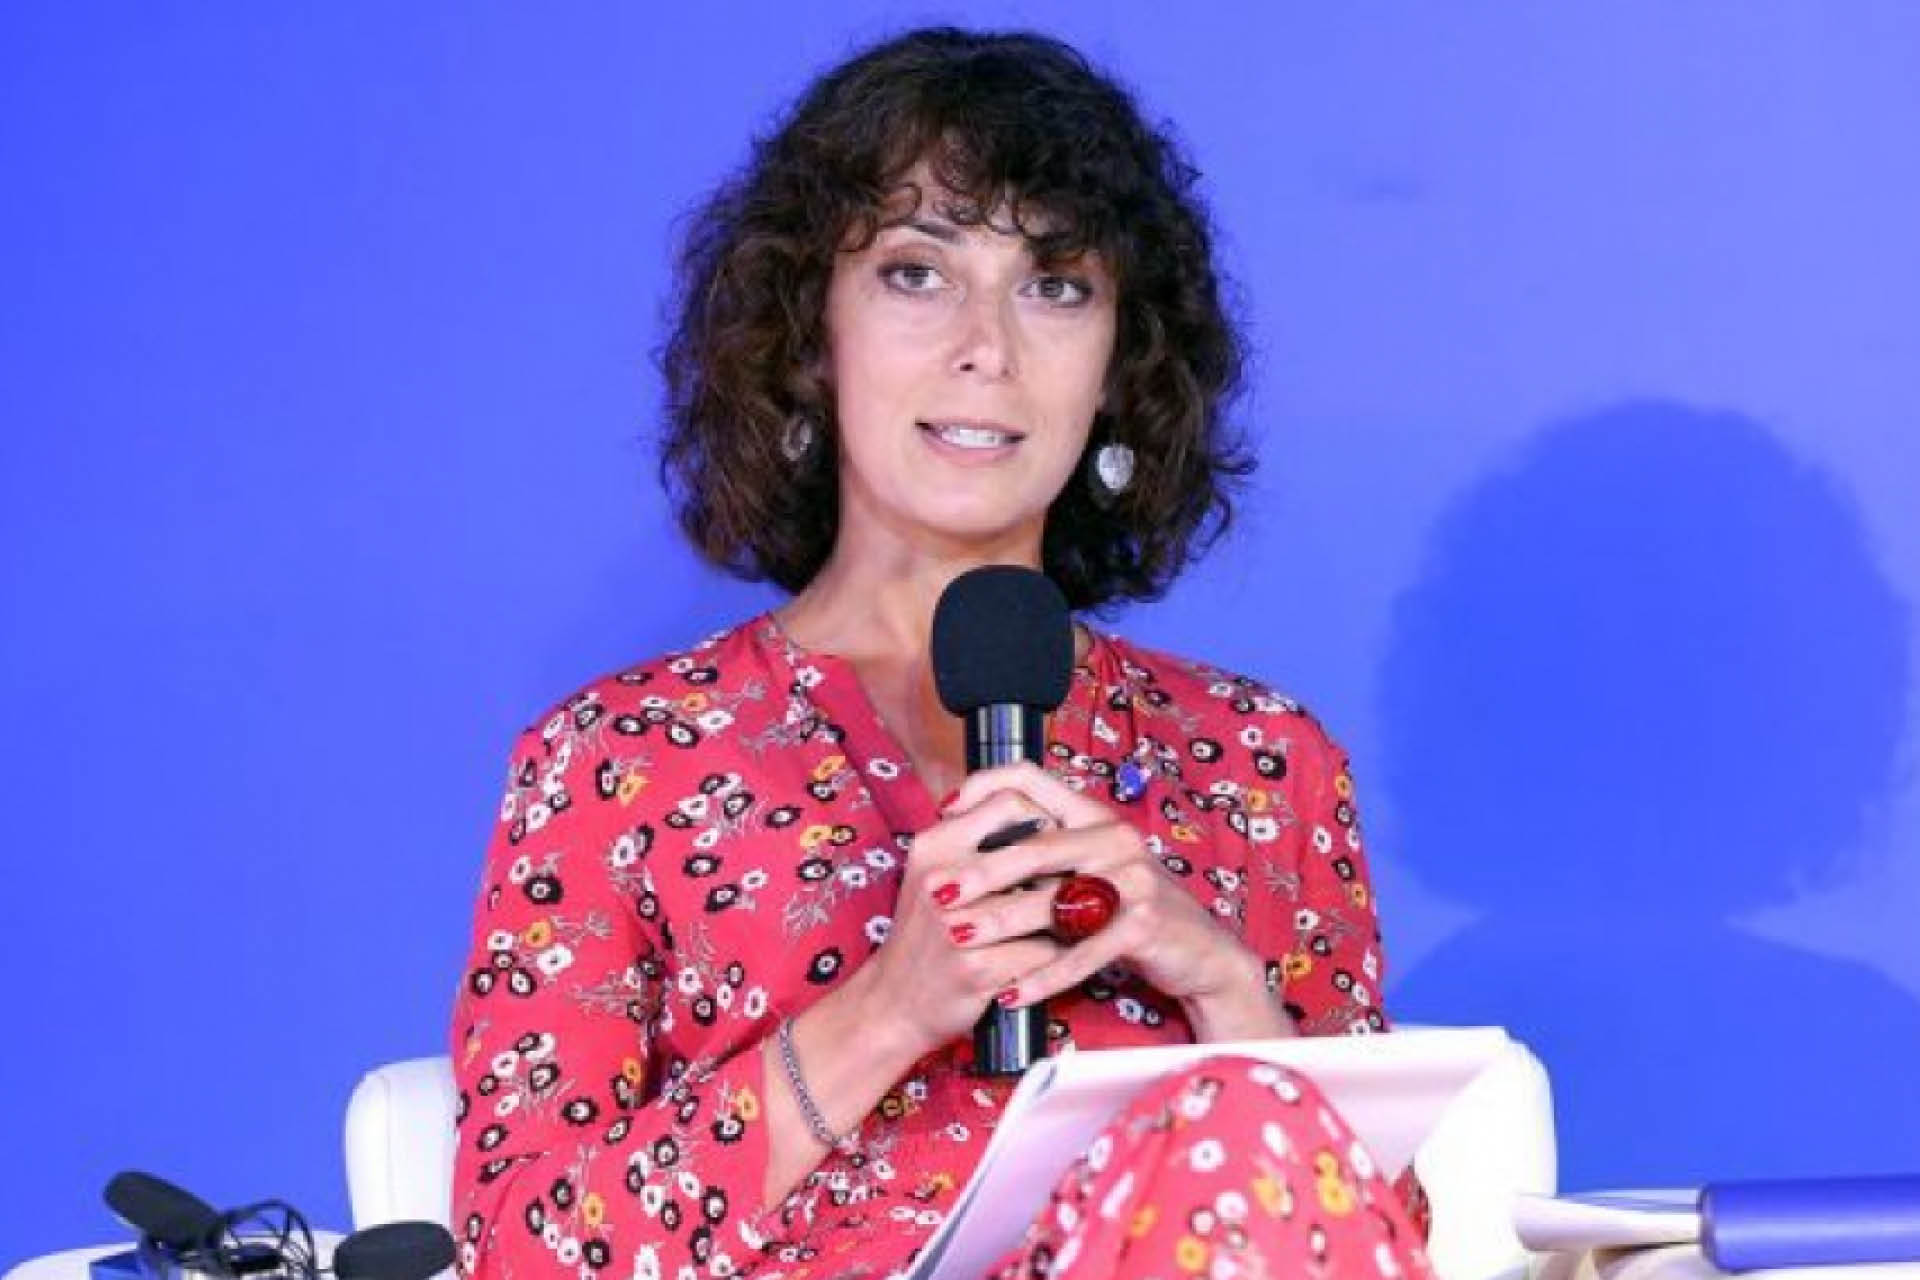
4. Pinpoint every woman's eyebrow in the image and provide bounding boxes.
[878,215,963,244]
